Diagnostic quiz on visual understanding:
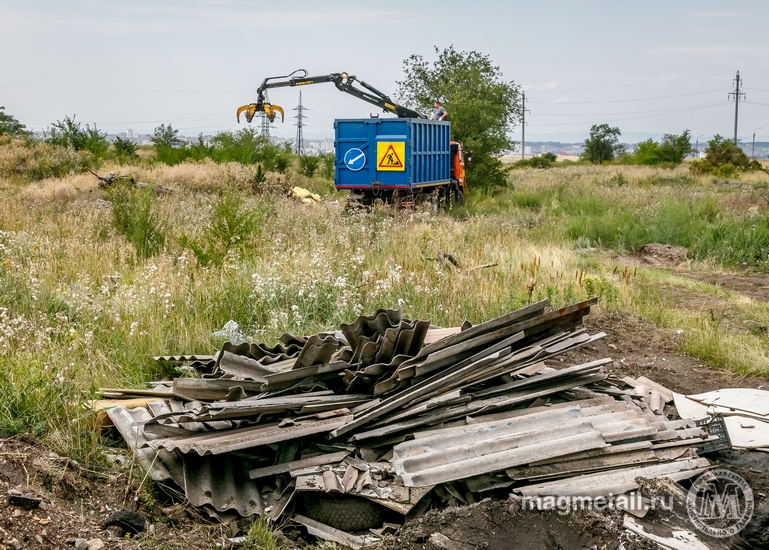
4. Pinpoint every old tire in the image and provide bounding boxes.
[300,493,383,532]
